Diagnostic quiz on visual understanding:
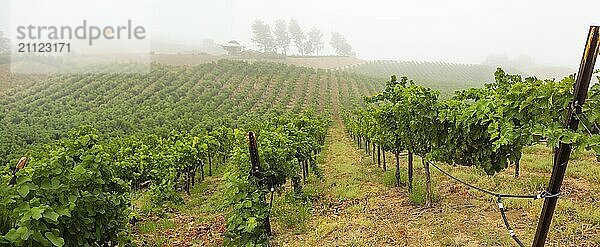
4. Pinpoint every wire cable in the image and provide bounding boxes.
[427,161,556,199]
[427,160,560,247]
[574,112,594,136]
